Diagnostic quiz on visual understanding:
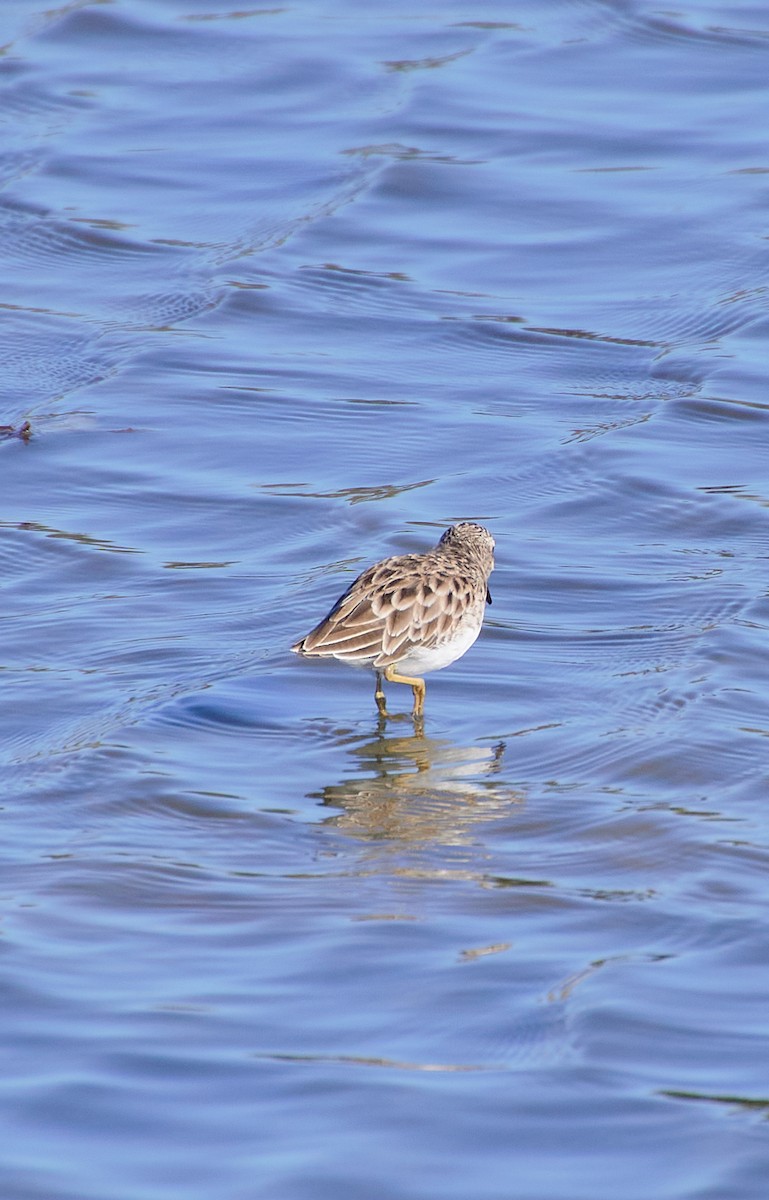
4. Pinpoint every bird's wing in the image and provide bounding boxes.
[293,554,474,667]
